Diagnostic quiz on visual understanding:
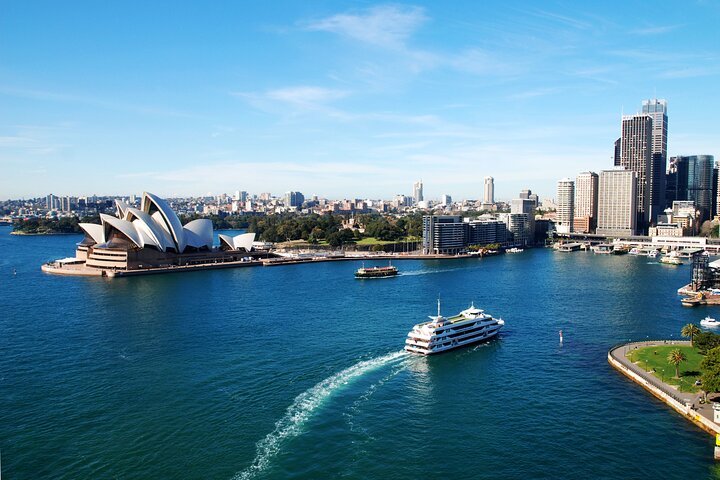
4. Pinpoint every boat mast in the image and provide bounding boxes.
[437,297,441,318]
